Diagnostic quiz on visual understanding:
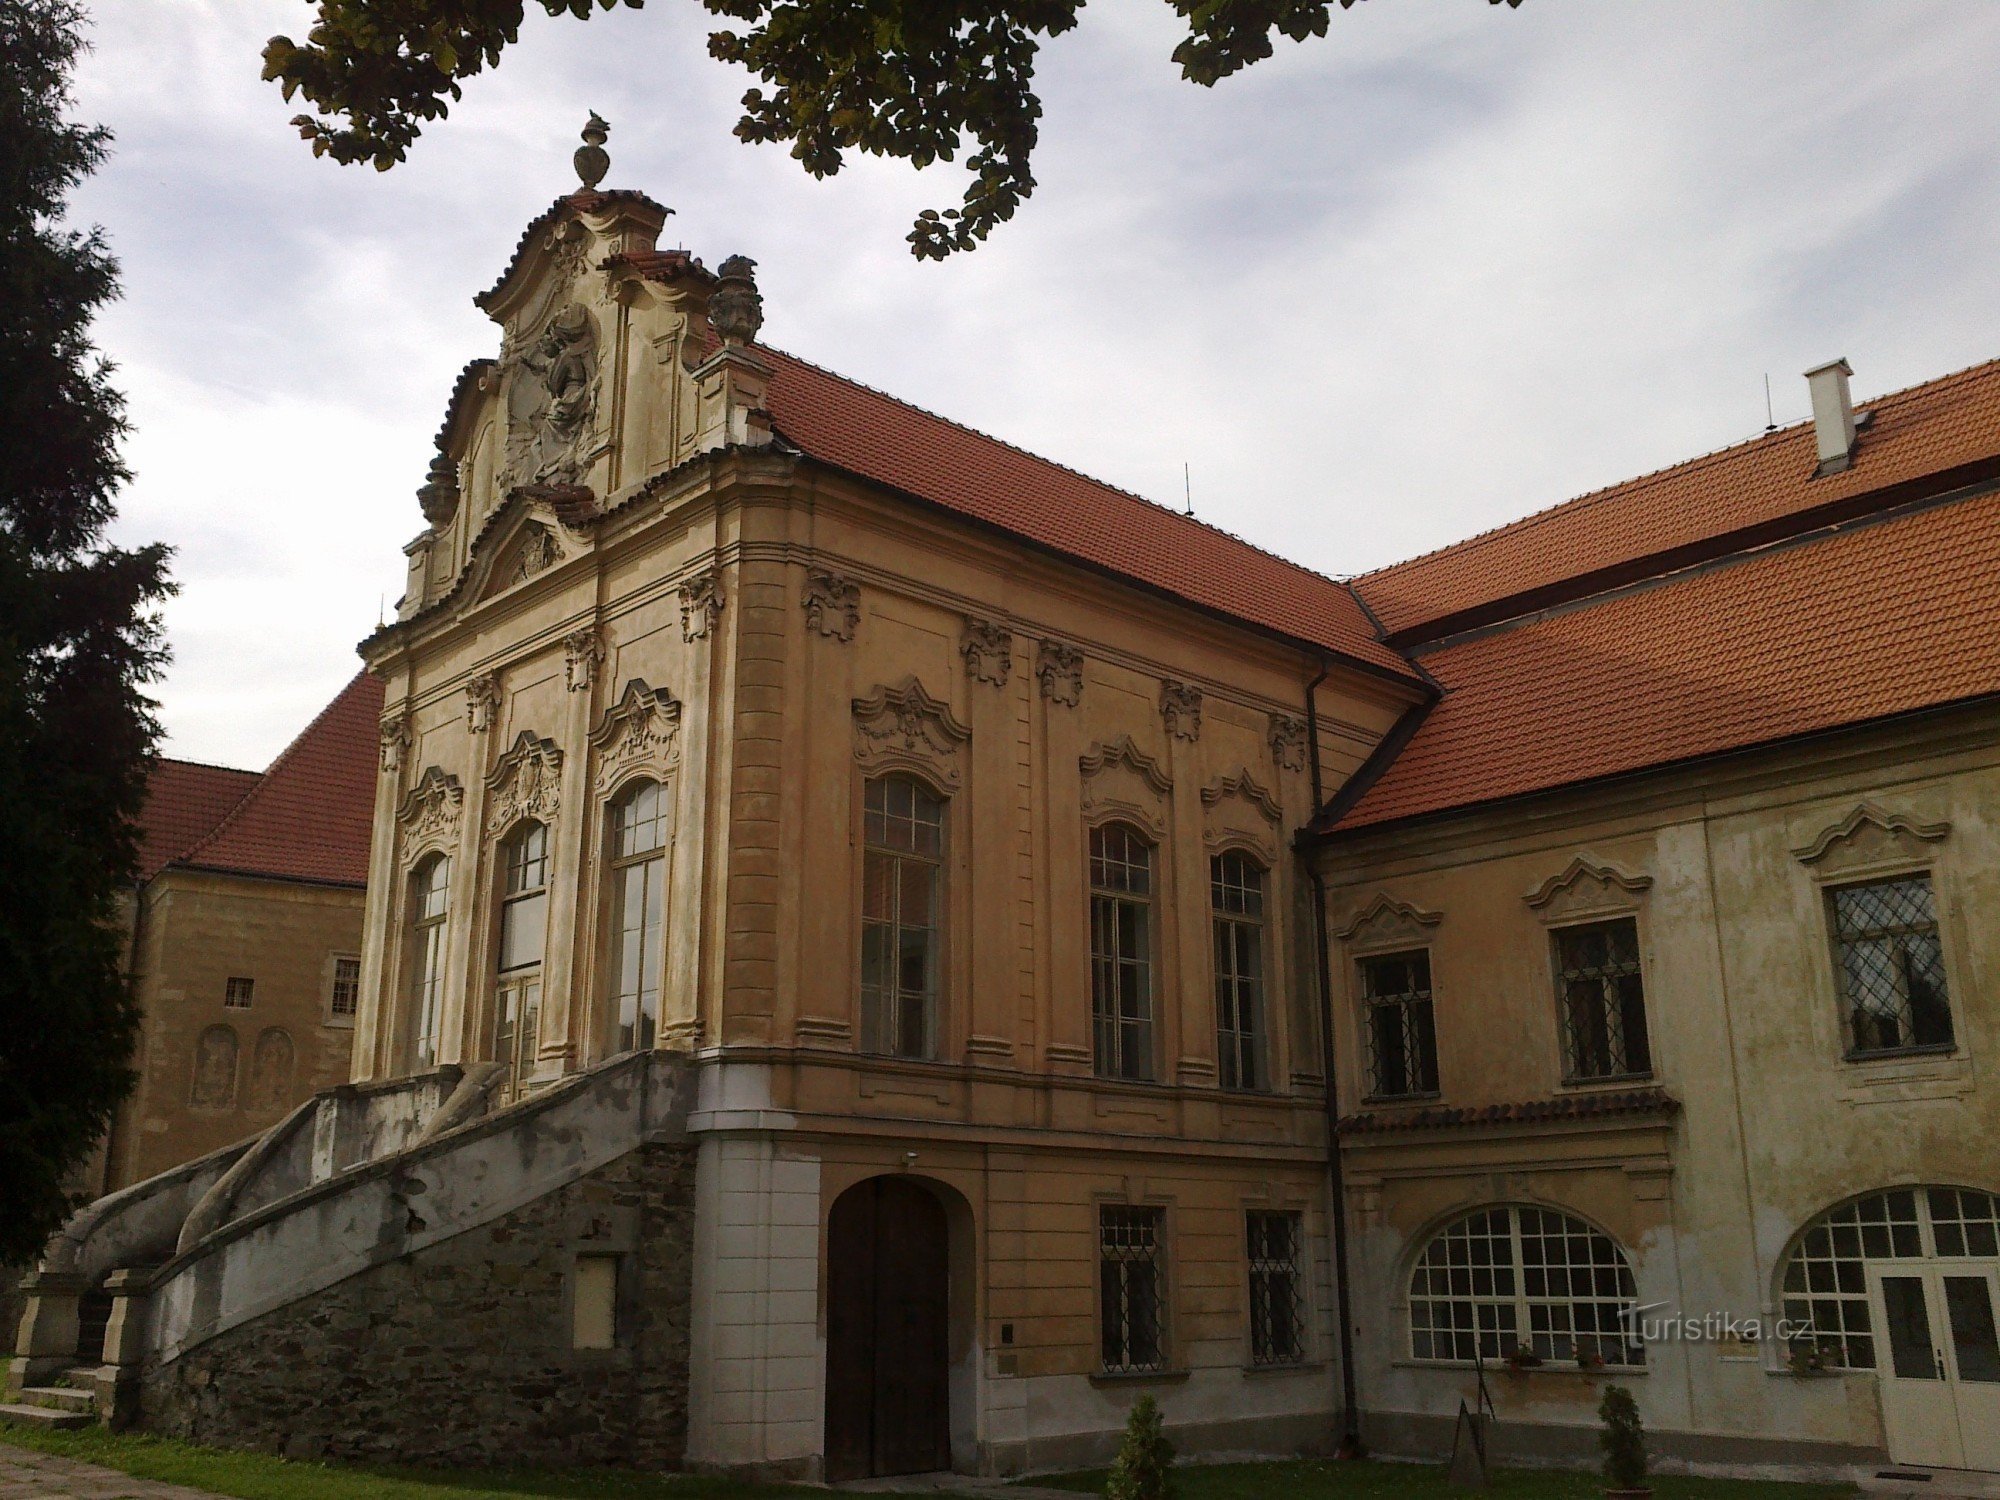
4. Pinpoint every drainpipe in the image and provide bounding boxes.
[98,876,148,1197]
[1303,662,1366,1458]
